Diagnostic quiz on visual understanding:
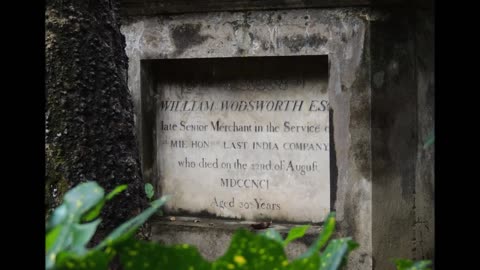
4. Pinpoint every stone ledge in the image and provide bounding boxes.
[119,0,371,16]
[151,215,324,233]
[150,215,324,261]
